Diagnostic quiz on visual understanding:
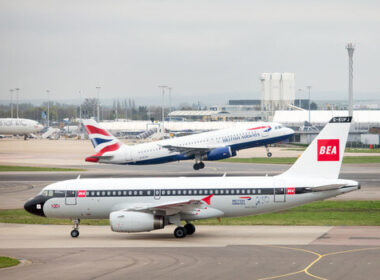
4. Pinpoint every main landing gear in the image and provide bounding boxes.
[193,162,205,170]
[70,218,80,238]
[174,223,196,238]
[265,145,272,158]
